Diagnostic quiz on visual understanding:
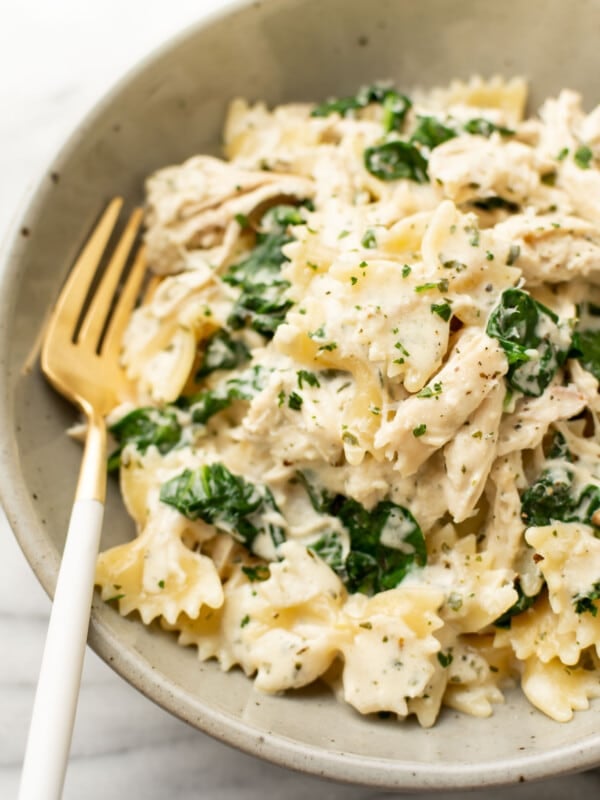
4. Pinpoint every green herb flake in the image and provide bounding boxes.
[412,423,427,437]
[240,614,250,628]
[361,228,377,249]
[557,147,569,161]
[297,370,320,389]
[437,650,454,668]
[402,264,412,278]
[234,213,250,228]
[574,145,593,170]
[416,382,443,398]
[415,279,449,293]
[431,302,452,321]
[288,391,303,410]
[242,564,271,582]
